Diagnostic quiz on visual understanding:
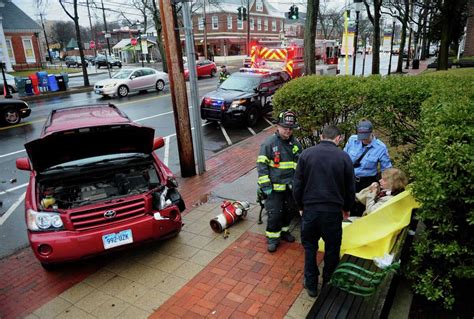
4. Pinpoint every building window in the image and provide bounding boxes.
[212,16,218,30]
[227,15,232,30]
[22,38,35,62]
[280,20,284,31]
[237,19,243,30]
[264,19,268,31]
[257,18,262,31]
[250,17,254,31]
[6,39,15,63]
[198,17,204,30]
[272,20,277,31]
